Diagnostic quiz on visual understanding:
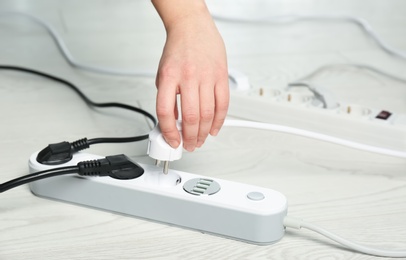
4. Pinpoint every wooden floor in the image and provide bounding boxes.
[0,0,405,259]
